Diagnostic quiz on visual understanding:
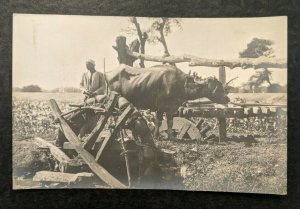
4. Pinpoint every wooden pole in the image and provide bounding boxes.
[219,65,226,85]
[126,49,287,69]
[218,117,227,142]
